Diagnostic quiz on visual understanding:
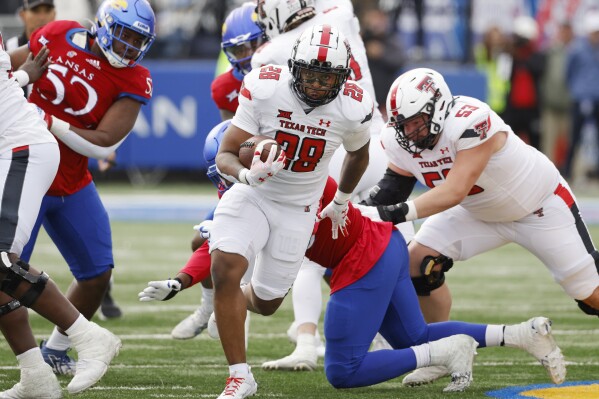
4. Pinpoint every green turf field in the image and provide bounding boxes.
[1,221,598,398]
